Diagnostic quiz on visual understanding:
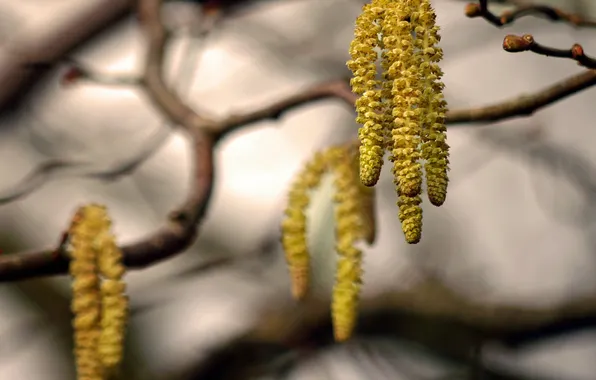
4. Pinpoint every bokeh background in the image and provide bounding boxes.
[1,0,596,378]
